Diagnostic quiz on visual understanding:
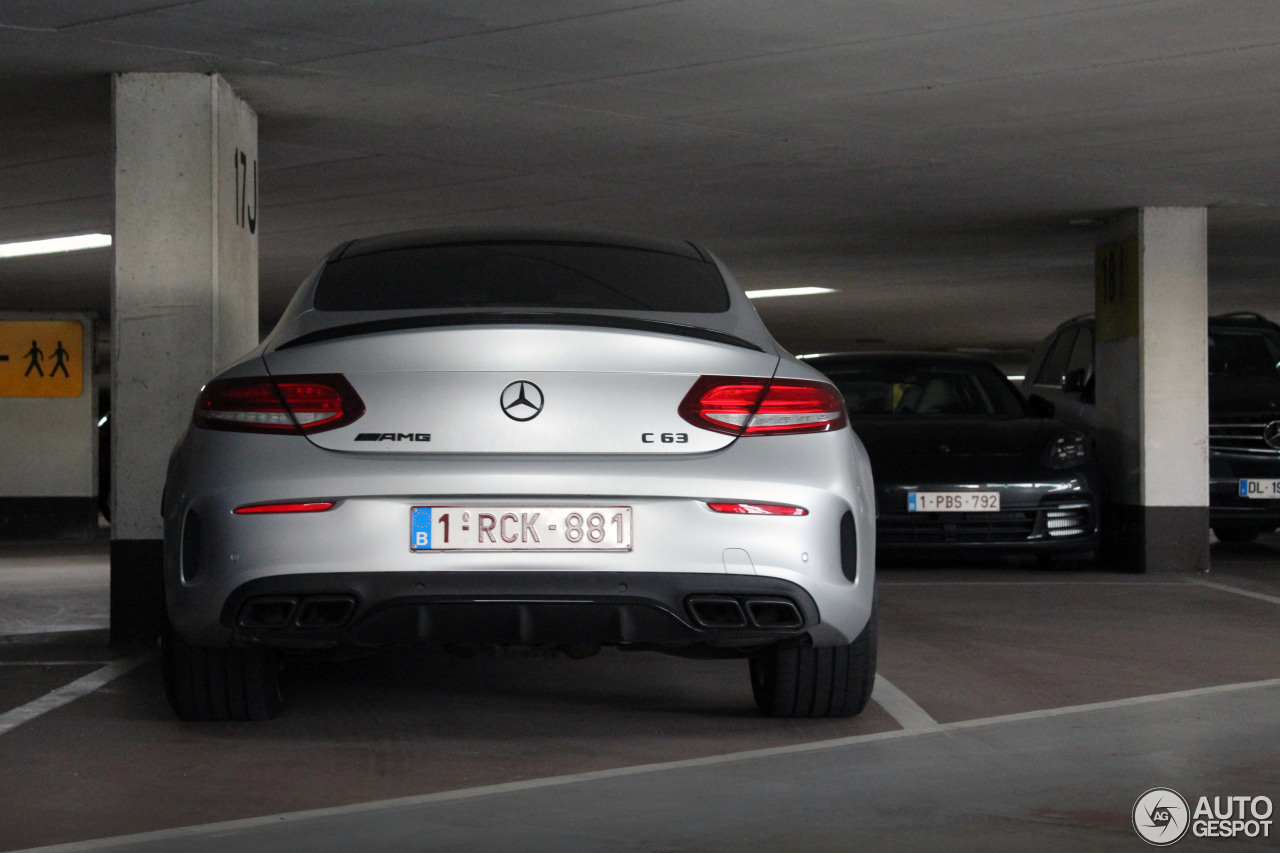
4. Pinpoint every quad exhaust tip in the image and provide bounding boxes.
[238,595,357,629]
[296,596,358,628]
[745,598,804,629]
[686,596,802,630]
